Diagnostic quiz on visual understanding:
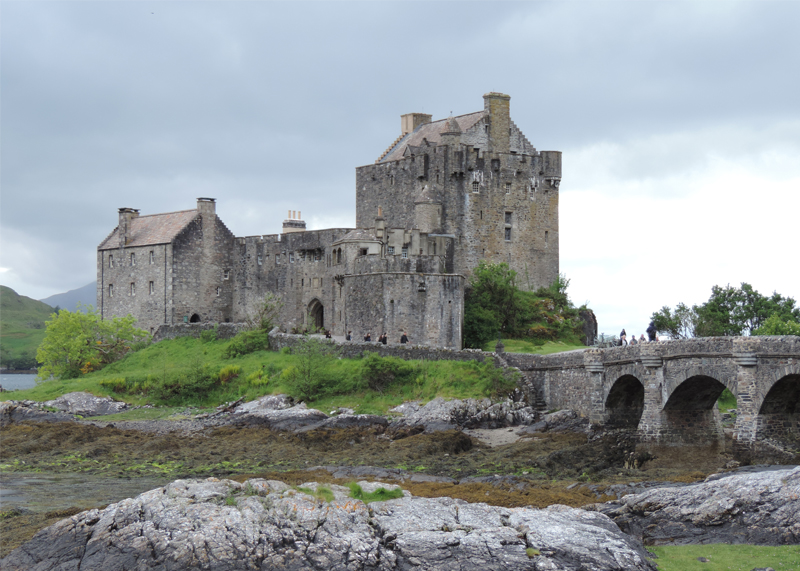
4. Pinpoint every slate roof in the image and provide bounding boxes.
[332,229,380,245]
[379,111,485,163]
[98,209,199,250]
